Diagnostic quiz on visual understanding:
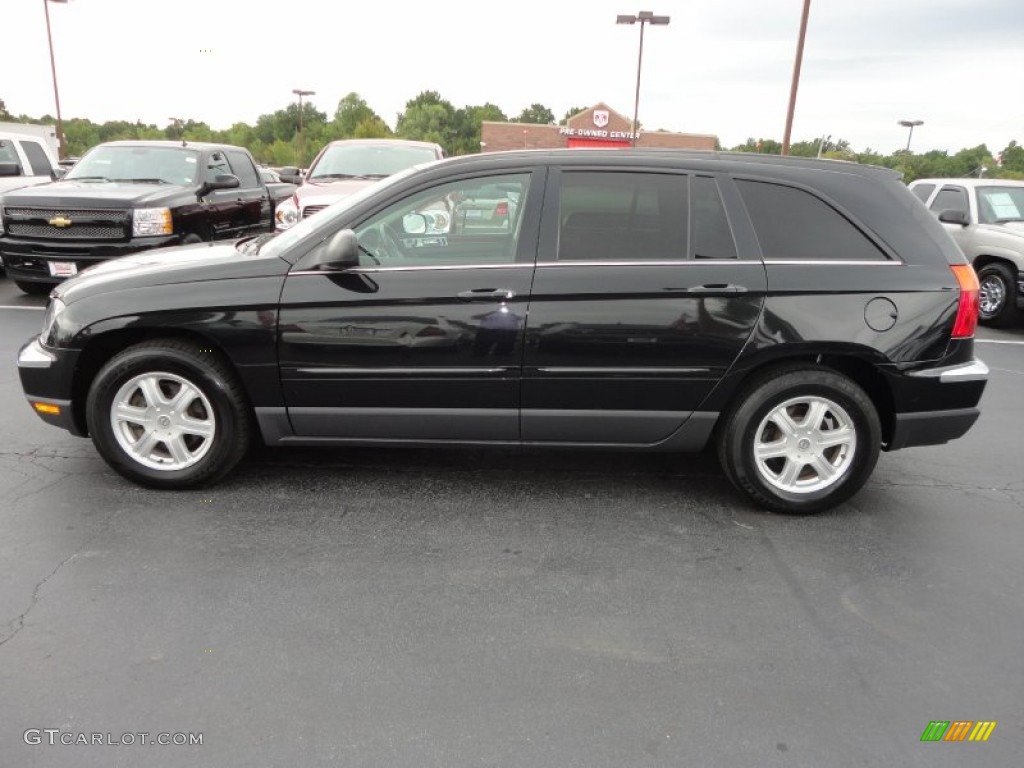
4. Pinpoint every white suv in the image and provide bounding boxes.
[910,178,1024,326]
